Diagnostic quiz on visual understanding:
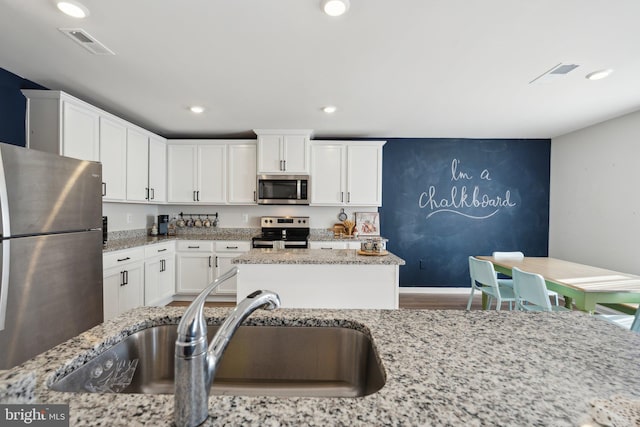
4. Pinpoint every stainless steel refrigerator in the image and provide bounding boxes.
[0,142,103,369]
